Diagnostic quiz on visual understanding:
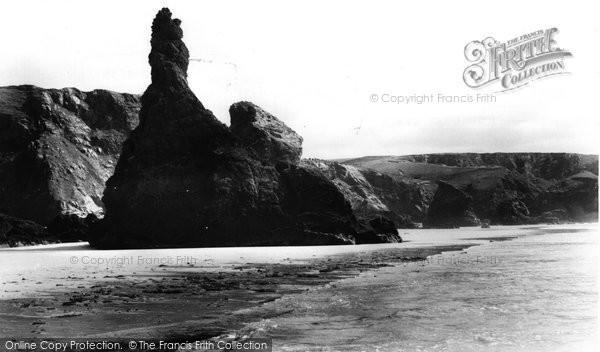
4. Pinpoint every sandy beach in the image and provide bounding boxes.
[0,225,571,342]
